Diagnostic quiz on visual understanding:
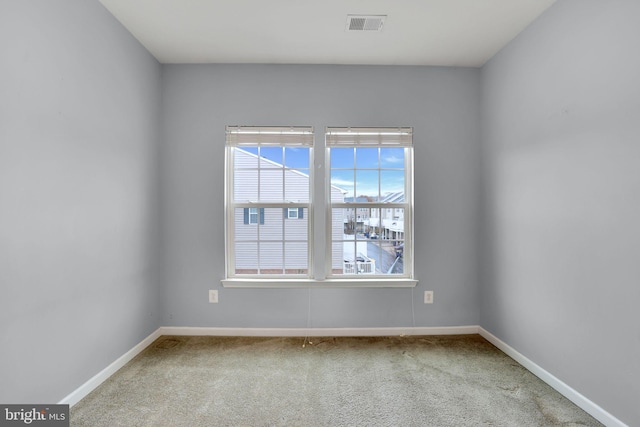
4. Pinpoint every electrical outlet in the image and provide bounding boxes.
[209,290,219,303]
[424,291,434,304]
